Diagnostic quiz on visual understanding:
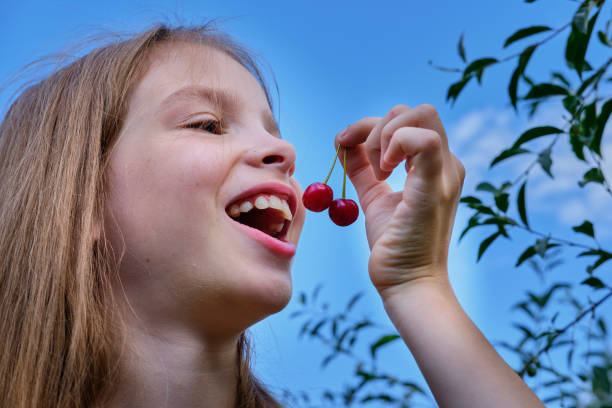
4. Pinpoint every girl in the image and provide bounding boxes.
[0,23,544,407]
